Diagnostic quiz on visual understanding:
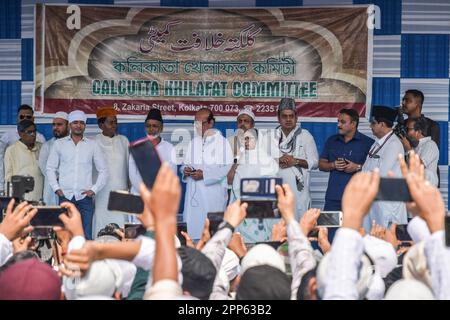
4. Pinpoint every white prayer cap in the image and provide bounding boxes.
[68,110,87,123]
[221,249,241,282]
[63,259,123,300]
[363,235,398,278]
[402,241,433,289]
[54,111,68,121]
[241,244,285,274]
[317,252,375,300]
[384,279,434,300]
[237,108,255,121]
